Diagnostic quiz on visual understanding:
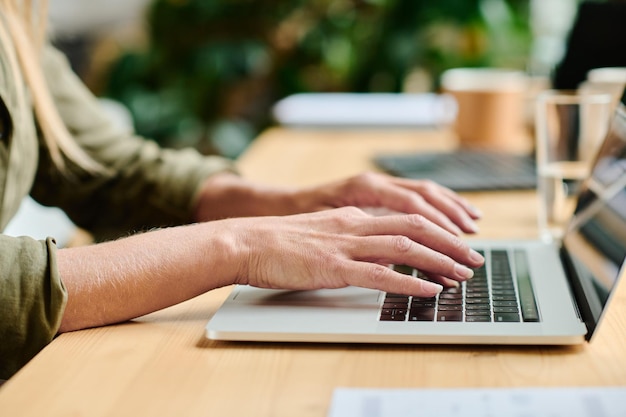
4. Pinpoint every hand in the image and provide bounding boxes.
[195,172,481,236]
[57,205,485,332]
[293,172,482,235]
[227,207,485,297]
